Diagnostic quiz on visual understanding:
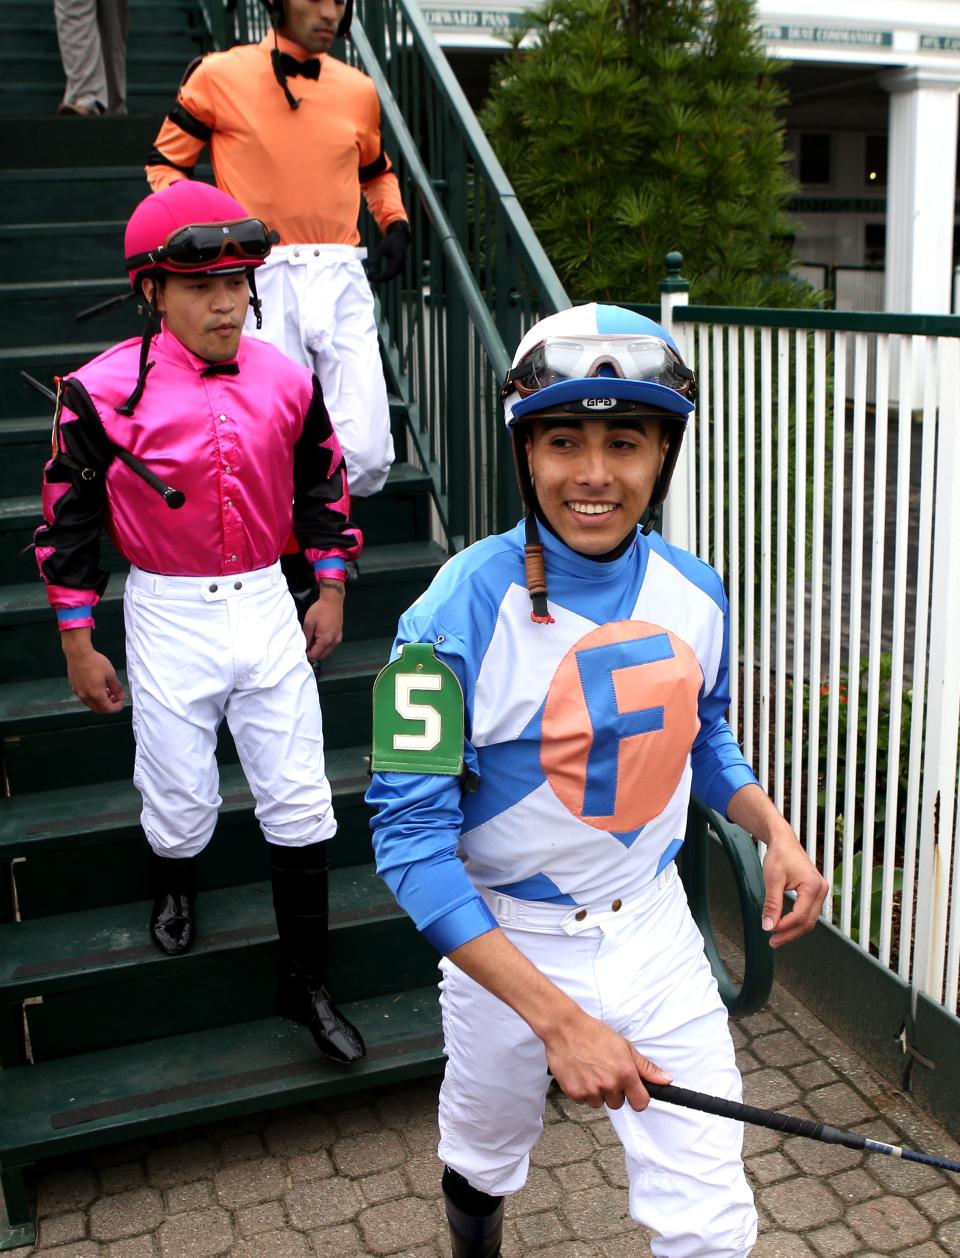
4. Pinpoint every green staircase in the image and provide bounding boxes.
[0,1,462,1246]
